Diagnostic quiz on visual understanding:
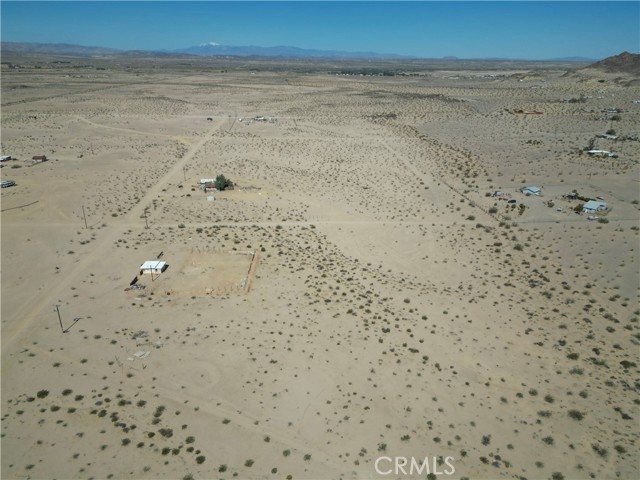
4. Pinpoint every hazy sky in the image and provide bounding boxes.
[1,1,638,59]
